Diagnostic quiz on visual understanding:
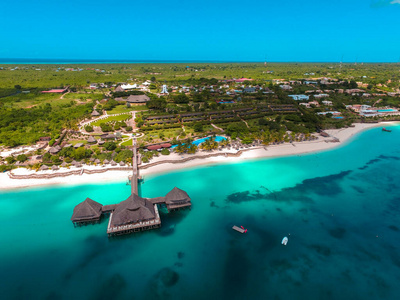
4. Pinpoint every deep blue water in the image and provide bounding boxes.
[1,125,400,299]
